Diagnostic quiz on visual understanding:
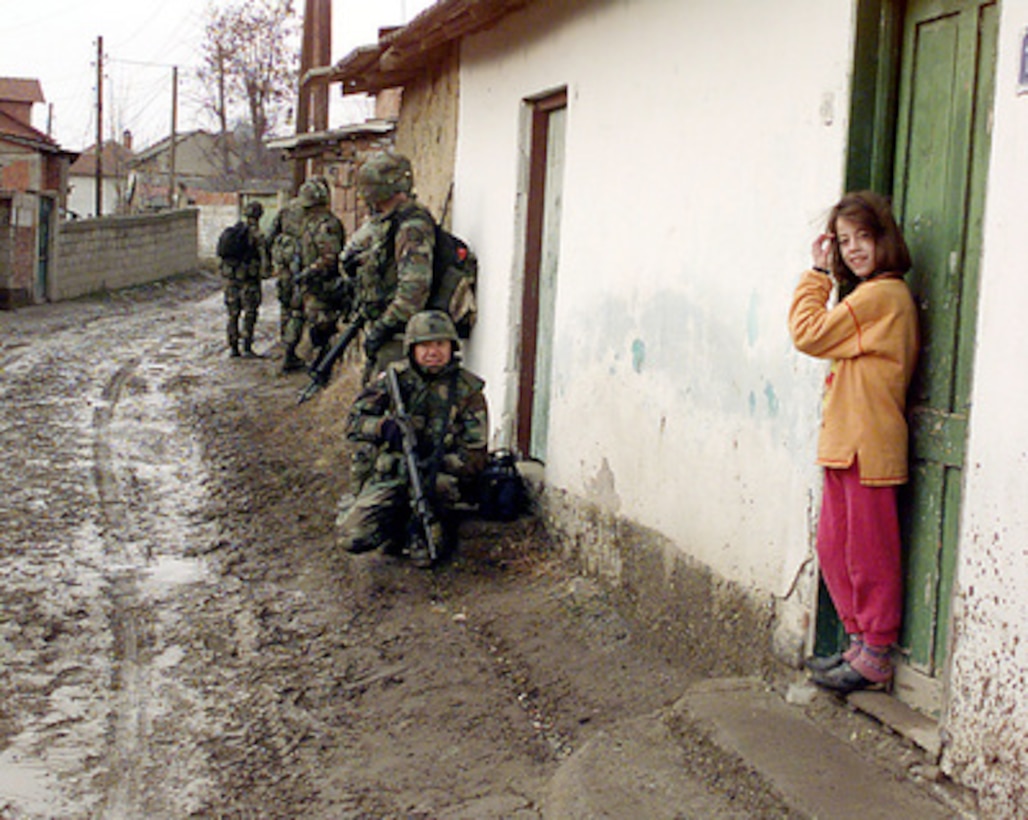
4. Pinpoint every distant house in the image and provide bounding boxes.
[0,78,75,206]
[266,115,396,238]
[128,129,238,210]
[0,76,77,307]
[67,131,135,218]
